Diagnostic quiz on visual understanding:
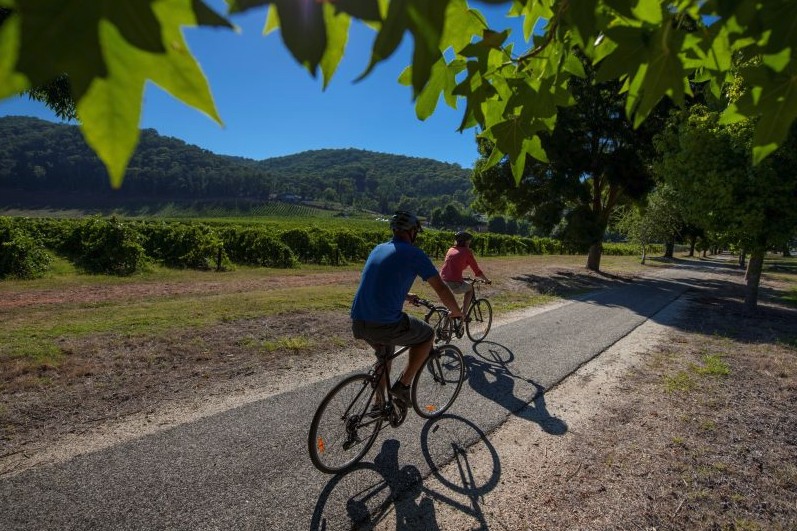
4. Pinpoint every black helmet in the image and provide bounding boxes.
[455,231,473,243]
[390,211,422,232]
